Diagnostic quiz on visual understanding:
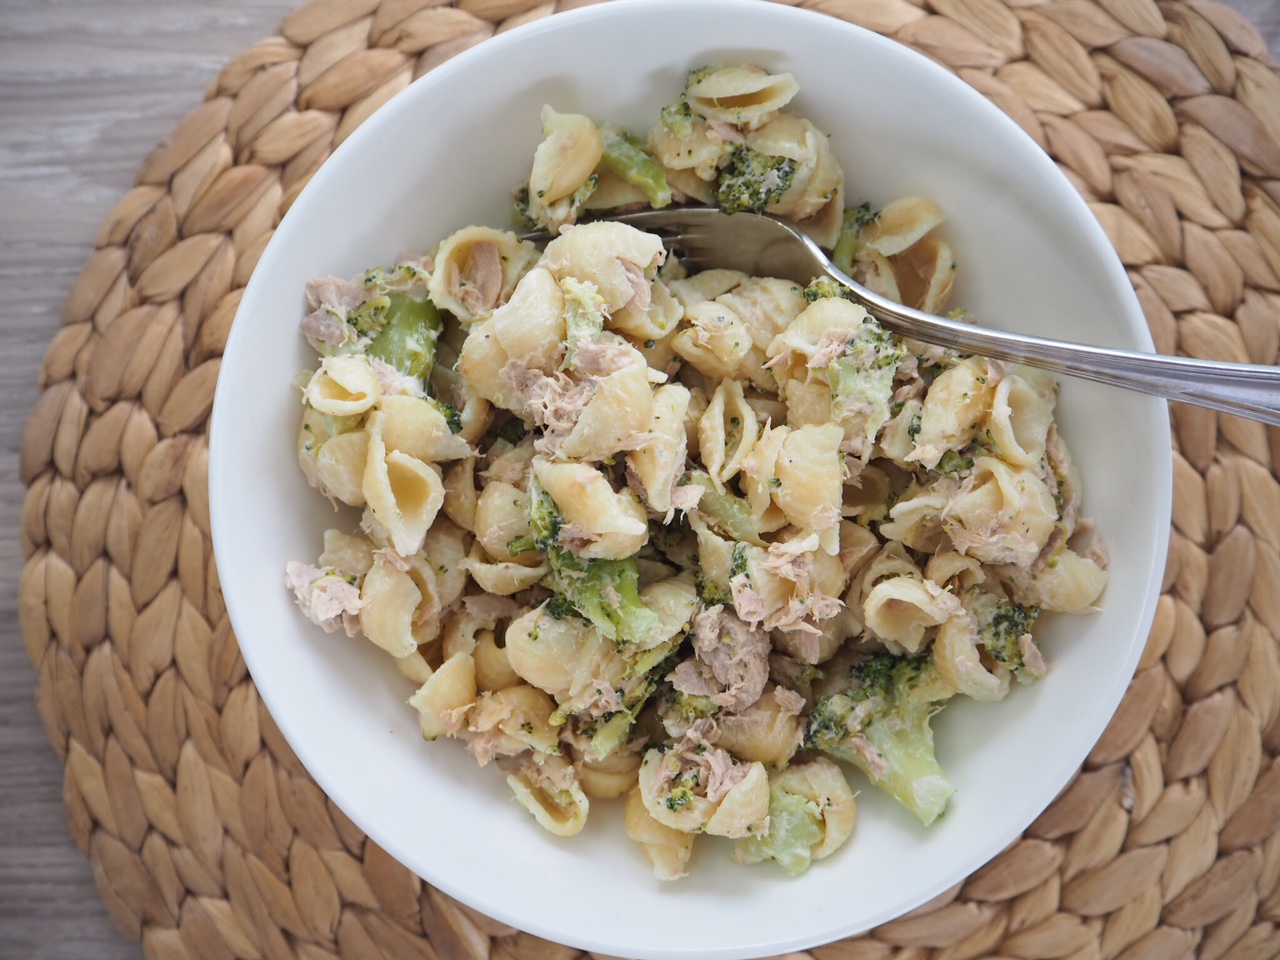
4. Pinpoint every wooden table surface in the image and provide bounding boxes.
[3,1,1280,957]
